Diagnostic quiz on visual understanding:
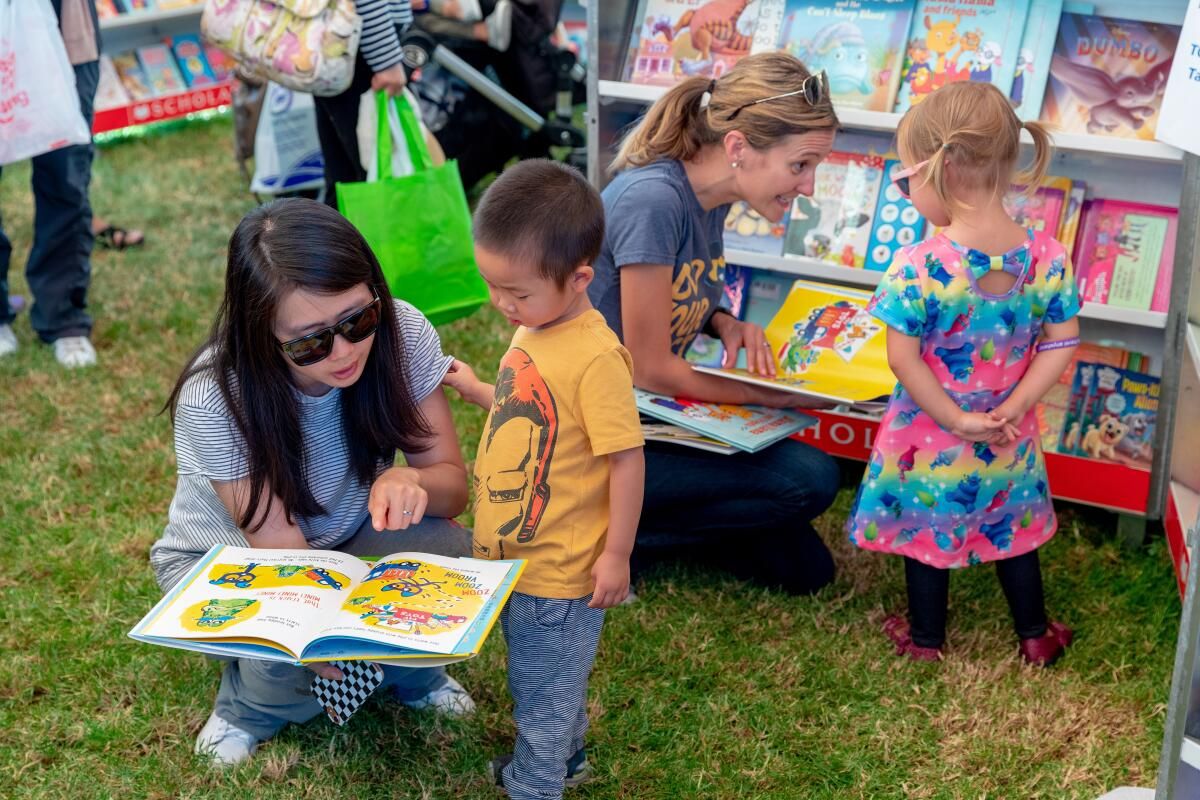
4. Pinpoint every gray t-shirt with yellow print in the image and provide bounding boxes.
[590,158,729,356]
